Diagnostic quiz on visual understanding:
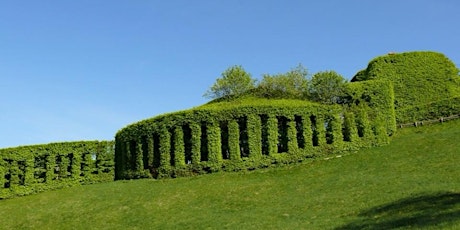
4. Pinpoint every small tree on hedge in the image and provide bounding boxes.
[309,71,347,104]
[256,64,309,99]
[204,65,256,99]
